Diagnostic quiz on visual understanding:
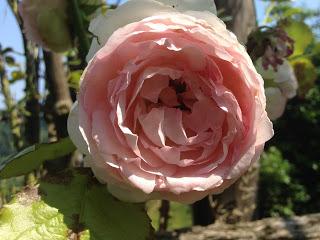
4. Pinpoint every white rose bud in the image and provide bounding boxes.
[256,58,298,120]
